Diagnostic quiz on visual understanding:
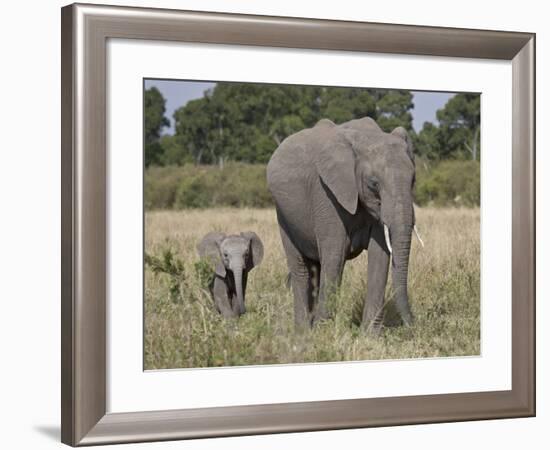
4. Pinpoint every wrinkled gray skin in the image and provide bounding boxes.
[197,232,264,318]
[266,117,416,333]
